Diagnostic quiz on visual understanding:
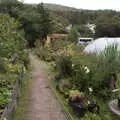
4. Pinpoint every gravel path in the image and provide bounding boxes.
[26,54,65,120]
